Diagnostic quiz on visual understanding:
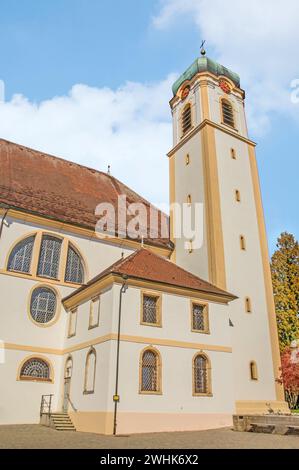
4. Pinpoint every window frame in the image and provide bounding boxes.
[250,361,258,381]
[190,301,210,334]
[89,296,101,329]
[139,347,162,395]
[18,355,53,383]
[140,291,162,328]
[6,231,87,287]
[27,283,61,328]
[181,102,193,137]
[220,97,236,129]
[192,352,212,397]
[83,347,97,395]
[68,308,78,338]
